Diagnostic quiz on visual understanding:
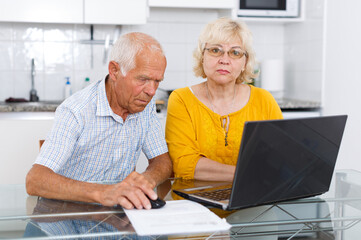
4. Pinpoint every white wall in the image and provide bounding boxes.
[0,8,292,102]
[0,8,219,101]
[283,0,325,102]
[323,0,361,172]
